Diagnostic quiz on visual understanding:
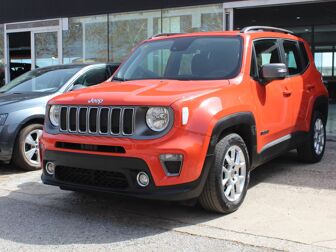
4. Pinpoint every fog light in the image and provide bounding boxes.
[45,162,56,176]
[160,154,183,176]
[136,172,150,187]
